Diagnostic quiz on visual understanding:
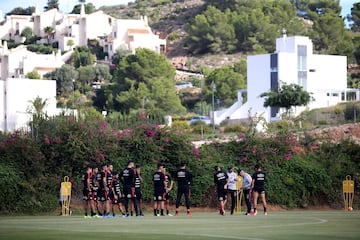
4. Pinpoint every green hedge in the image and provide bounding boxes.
[0,116,359,213]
